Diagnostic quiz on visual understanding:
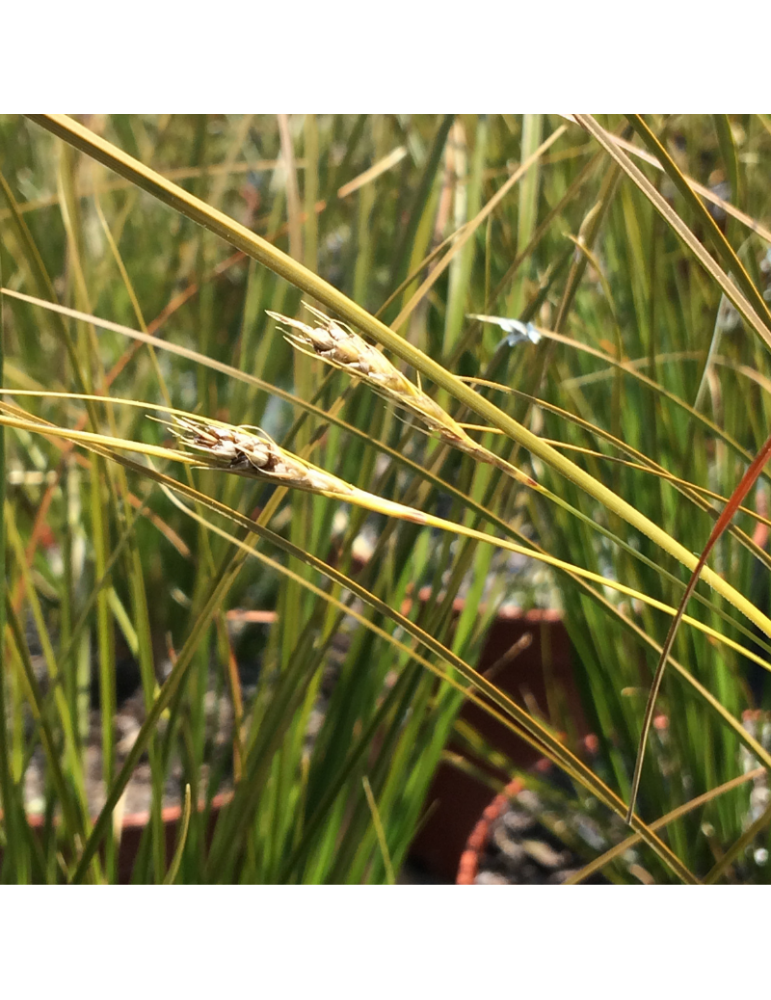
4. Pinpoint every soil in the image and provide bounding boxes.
[471,783,617,885]
[467,749,632,886]
[18,610,353,824]
[22,684,235,821]
[470,715,771,885]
